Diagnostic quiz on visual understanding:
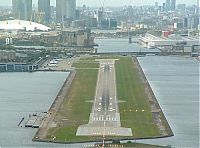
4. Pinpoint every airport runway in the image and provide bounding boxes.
[76,59,132,137]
